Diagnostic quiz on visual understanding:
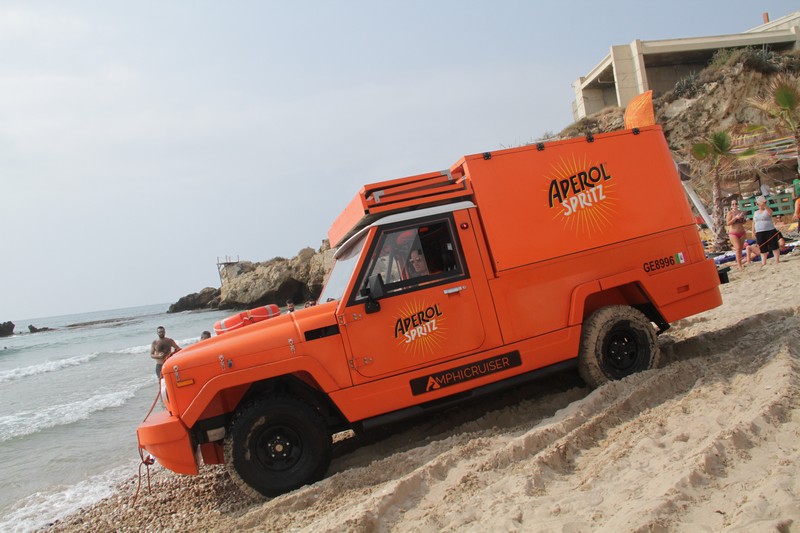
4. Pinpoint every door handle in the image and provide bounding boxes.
[443,285,467,295]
